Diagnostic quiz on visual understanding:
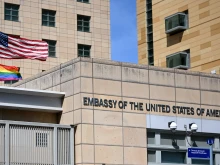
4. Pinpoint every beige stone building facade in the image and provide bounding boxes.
[137,0,220,74]
[6,57,220,165]
[0,0,110,85]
